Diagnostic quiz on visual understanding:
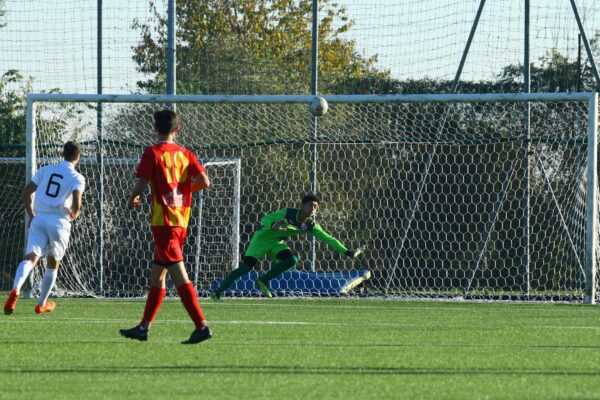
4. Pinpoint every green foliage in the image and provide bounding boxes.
[132,0,388,94]
[0,70,31,153]
[0,0,6,28]
[499,45,599,92]
[0,68,62,155]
